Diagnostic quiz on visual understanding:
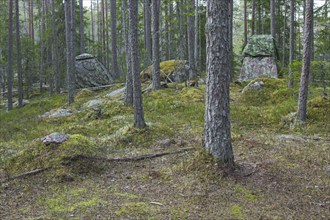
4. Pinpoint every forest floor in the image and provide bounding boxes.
[0,79,329,219]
